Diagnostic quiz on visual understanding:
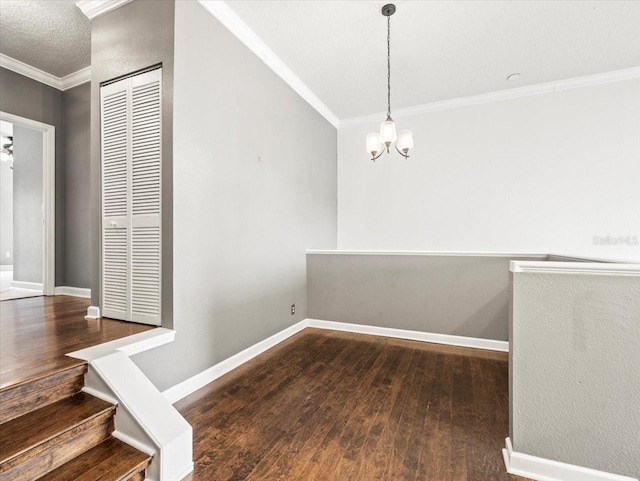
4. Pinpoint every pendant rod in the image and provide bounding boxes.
[386,13,391,119]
